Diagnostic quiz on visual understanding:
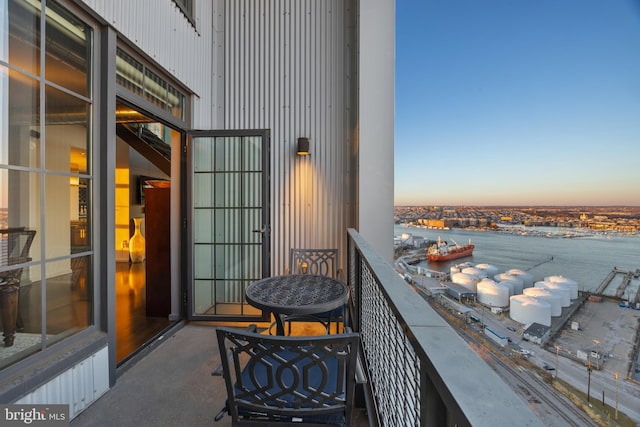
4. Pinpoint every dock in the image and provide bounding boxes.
[594,267,640,302]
